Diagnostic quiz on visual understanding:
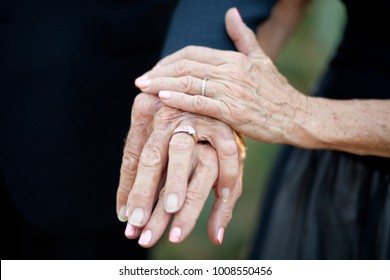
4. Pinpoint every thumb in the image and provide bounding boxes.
[225,7,264,58]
